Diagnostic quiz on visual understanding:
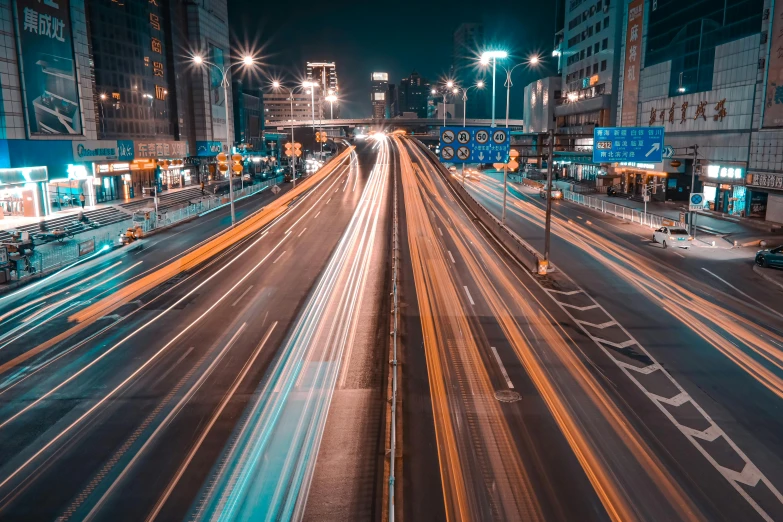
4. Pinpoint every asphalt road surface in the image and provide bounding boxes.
[396,136,783,522]
[0,141,391,521]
